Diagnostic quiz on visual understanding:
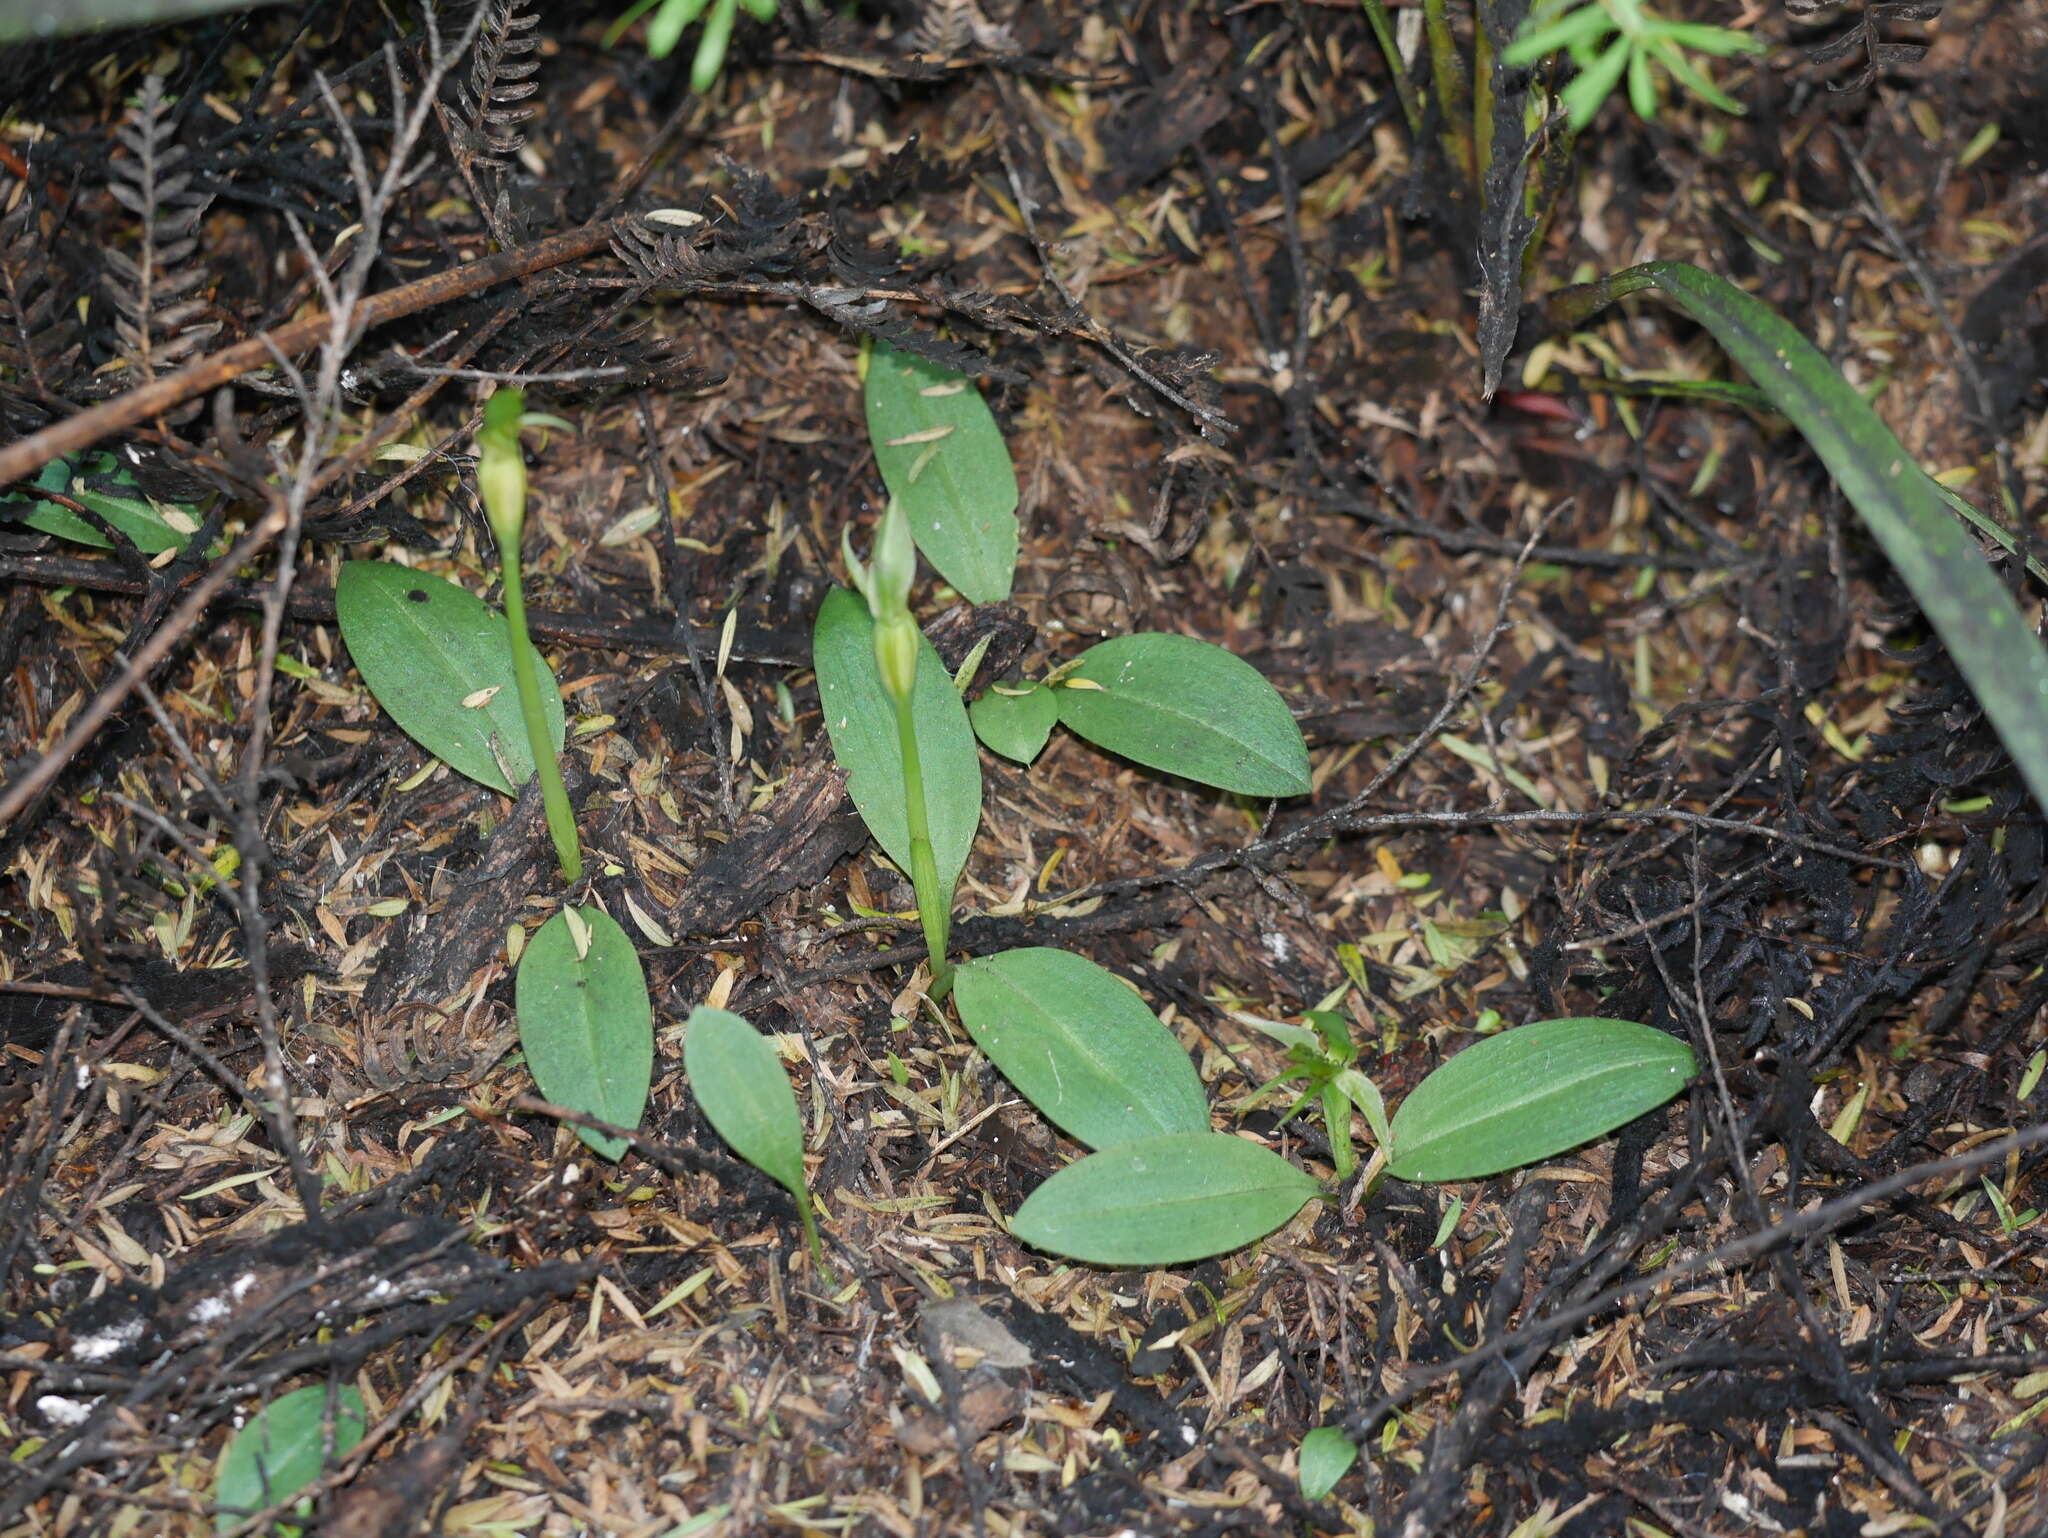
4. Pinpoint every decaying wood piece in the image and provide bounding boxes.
[667,746,868,937]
